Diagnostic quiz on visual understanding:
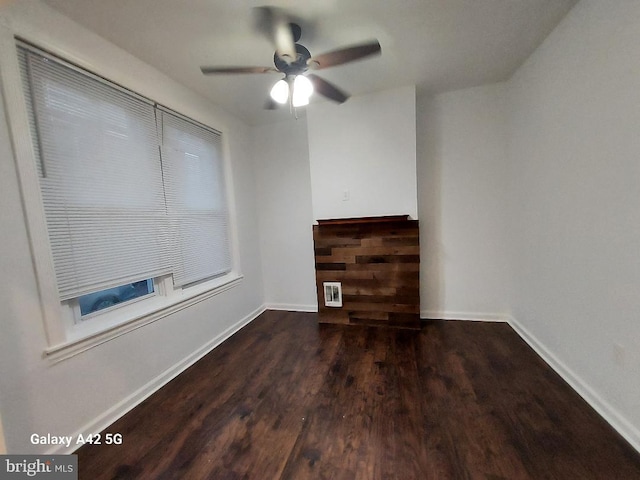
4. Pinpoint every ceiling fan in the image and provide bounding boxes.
[200,7,381,110]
